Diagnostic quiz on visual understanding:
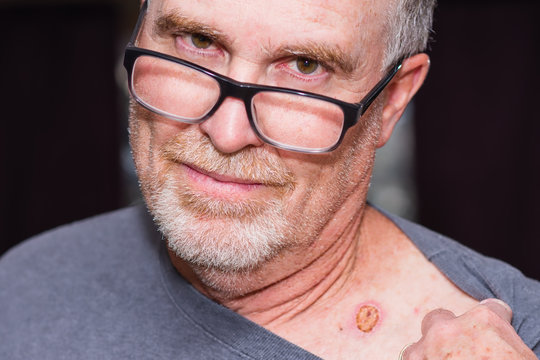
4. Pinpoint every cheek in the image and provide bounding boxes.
[284,113,380,220]
[281,116,378,192]
[128,111,151,176]
[129,105,187,180]
[279,146,369,218]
